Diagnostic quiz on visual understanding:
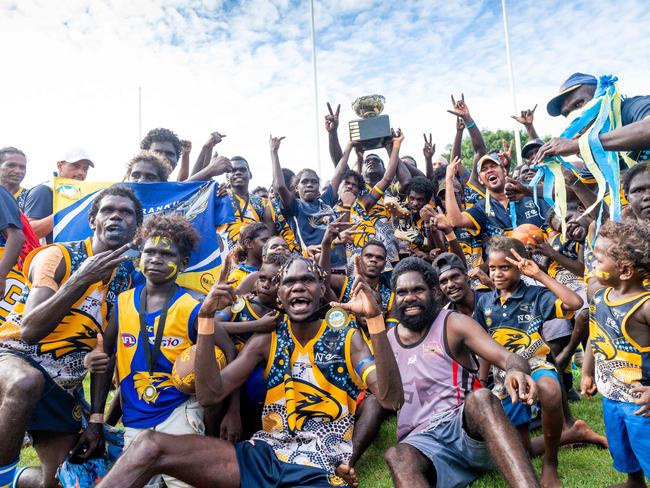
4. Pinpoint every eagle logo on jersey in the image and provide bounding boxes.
[590,329,616,361]
[38,309,101,358]
[285,377,342,431]
[492,328,531,354]
[133,372,175,404]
